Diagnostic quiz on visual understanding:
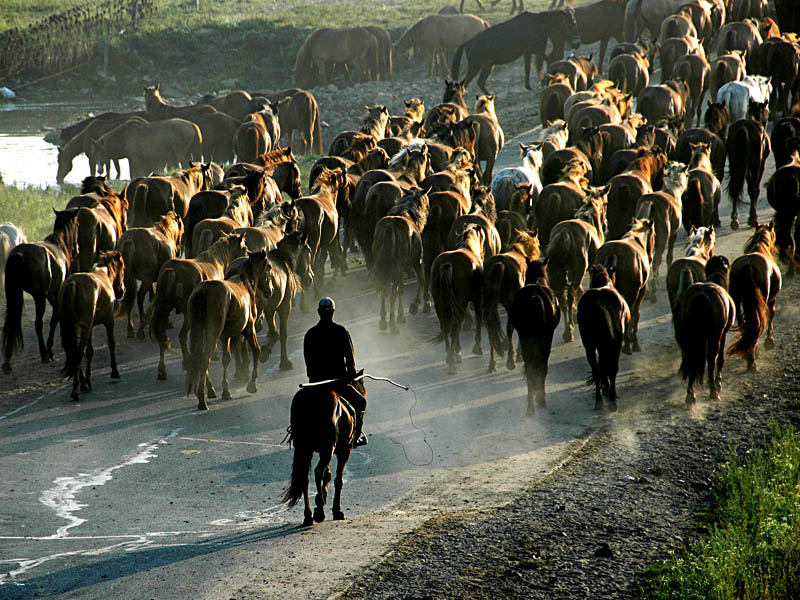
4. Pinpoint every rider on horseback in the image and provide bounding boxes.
[304,297,368,447]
